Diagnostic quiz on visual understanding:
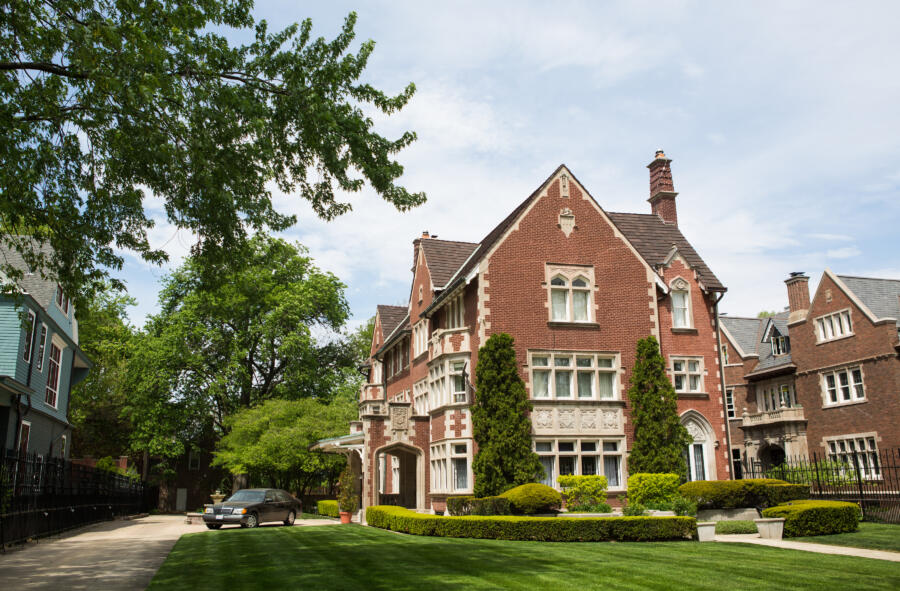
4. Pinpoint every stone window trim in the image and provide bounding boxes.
[669,356,705,395]
[430,439,472,494]
[820,365,866,408]
[413,378,429,416]
[823,432,881,480]
[544,264,596,325]
[814,309,854,344]
[527,350,620,401]
[428,355,471,411]
[669,276,693,330]
[534,437,625,490]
